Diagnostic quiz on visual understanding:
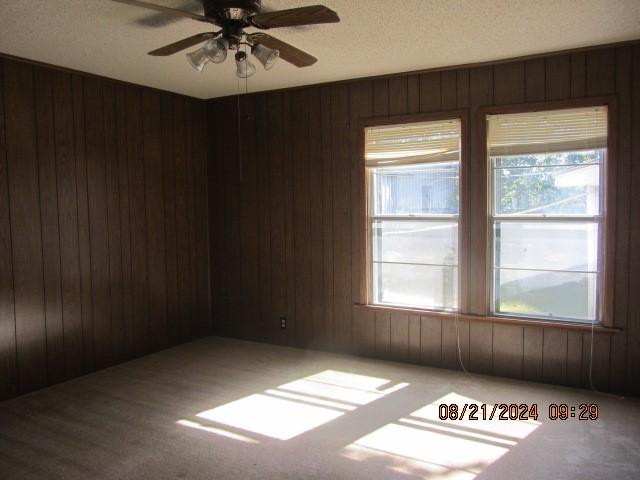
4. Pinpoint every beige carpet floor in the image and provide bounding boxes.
[0,336,638,479]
